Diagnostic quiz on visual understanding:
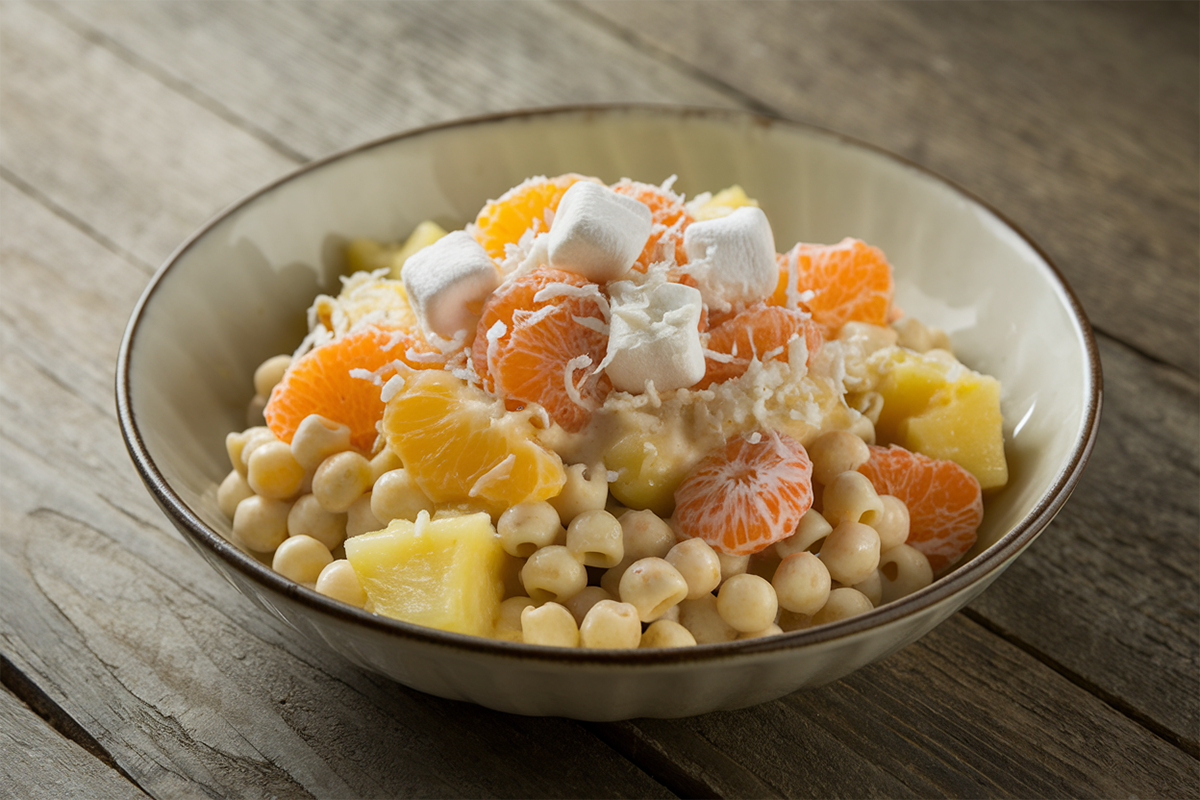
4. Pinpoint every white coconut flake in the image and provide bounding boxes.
[563,355,595,410]
[572,315,609,335]
[606,470,619,483]
[748,431,763,444]
[469,454,516,498]
[349,367,382,386]
[414,509,431,537]
[380,374,406,403]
